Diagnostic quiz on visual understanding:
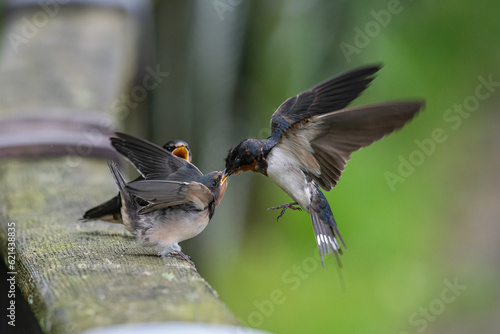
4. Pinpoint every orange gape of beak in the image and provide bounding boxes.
[172,146,190,162]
